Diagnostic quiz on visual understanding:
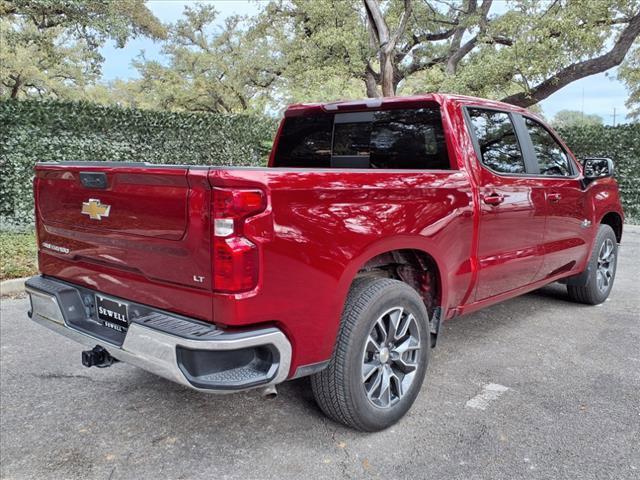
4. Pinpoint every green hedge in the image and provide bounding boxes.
[557,123,640,223]
[1,100,638,230]
[0,100,277,230]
